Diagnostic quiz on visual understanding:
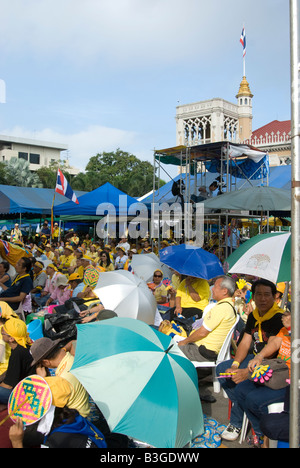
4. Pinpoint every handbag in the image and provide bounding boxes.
[248,358,289,390]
